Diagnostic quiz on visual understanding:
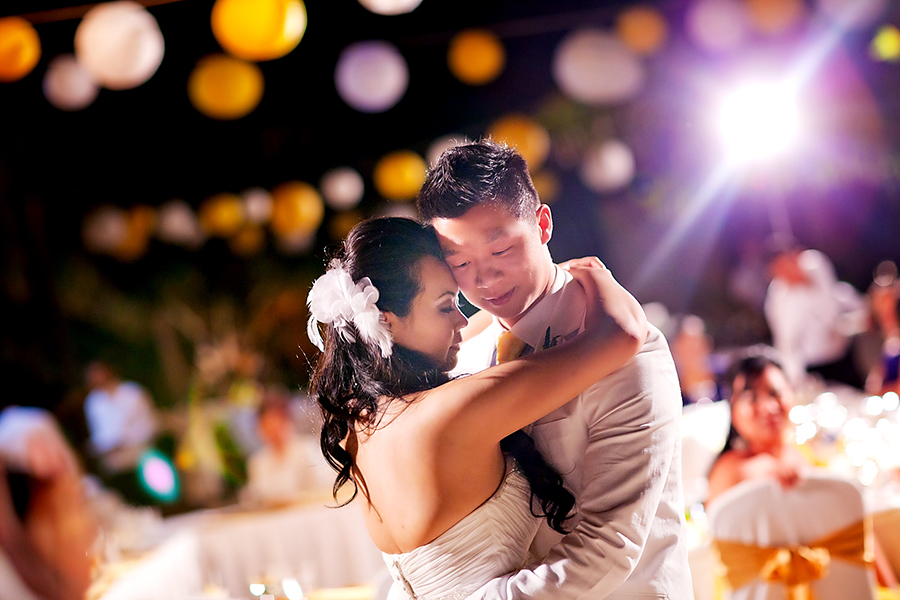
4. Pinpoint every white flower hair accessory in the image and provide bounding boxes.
[306,260,393,358]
